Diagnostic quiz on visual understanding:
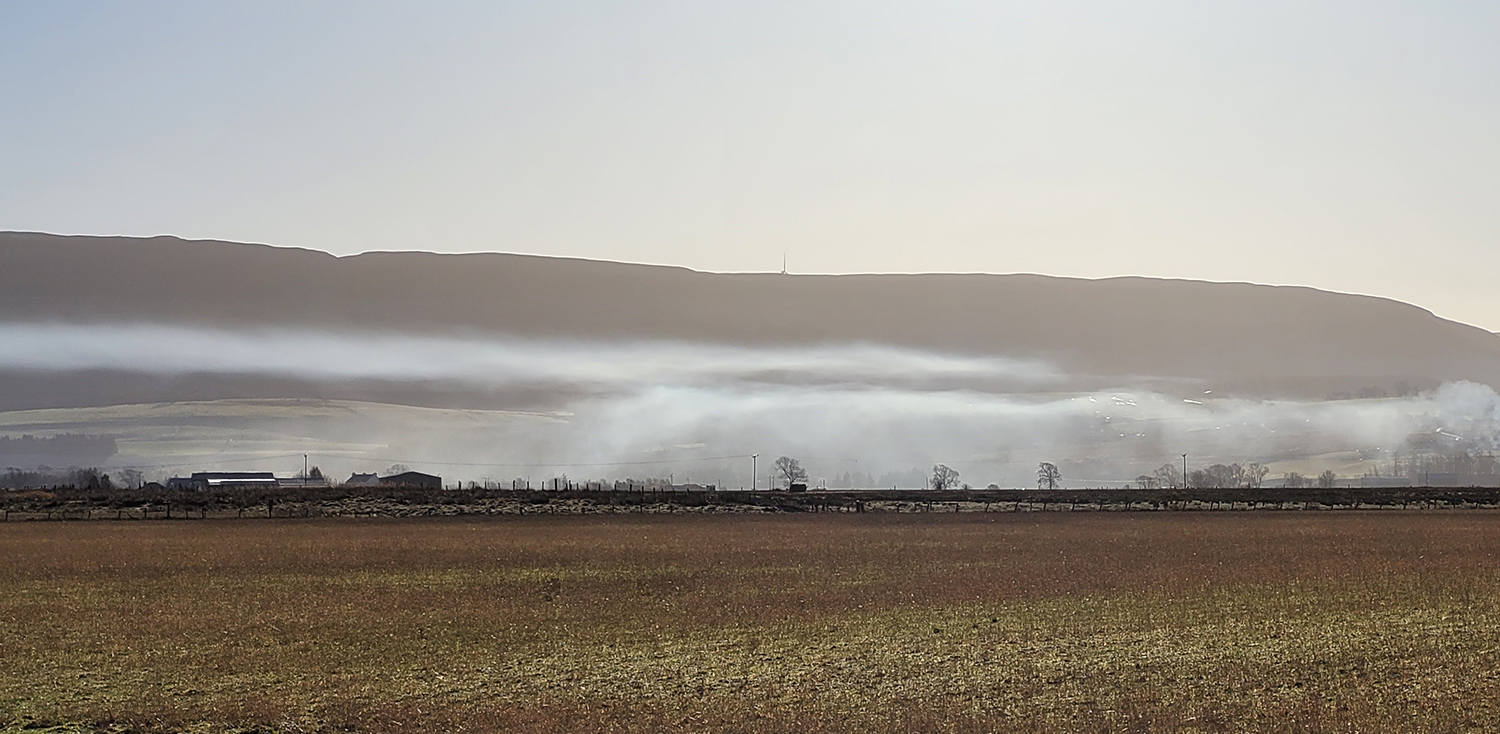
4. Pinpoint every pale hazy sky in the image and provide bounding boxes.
[4,2,1499,328]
